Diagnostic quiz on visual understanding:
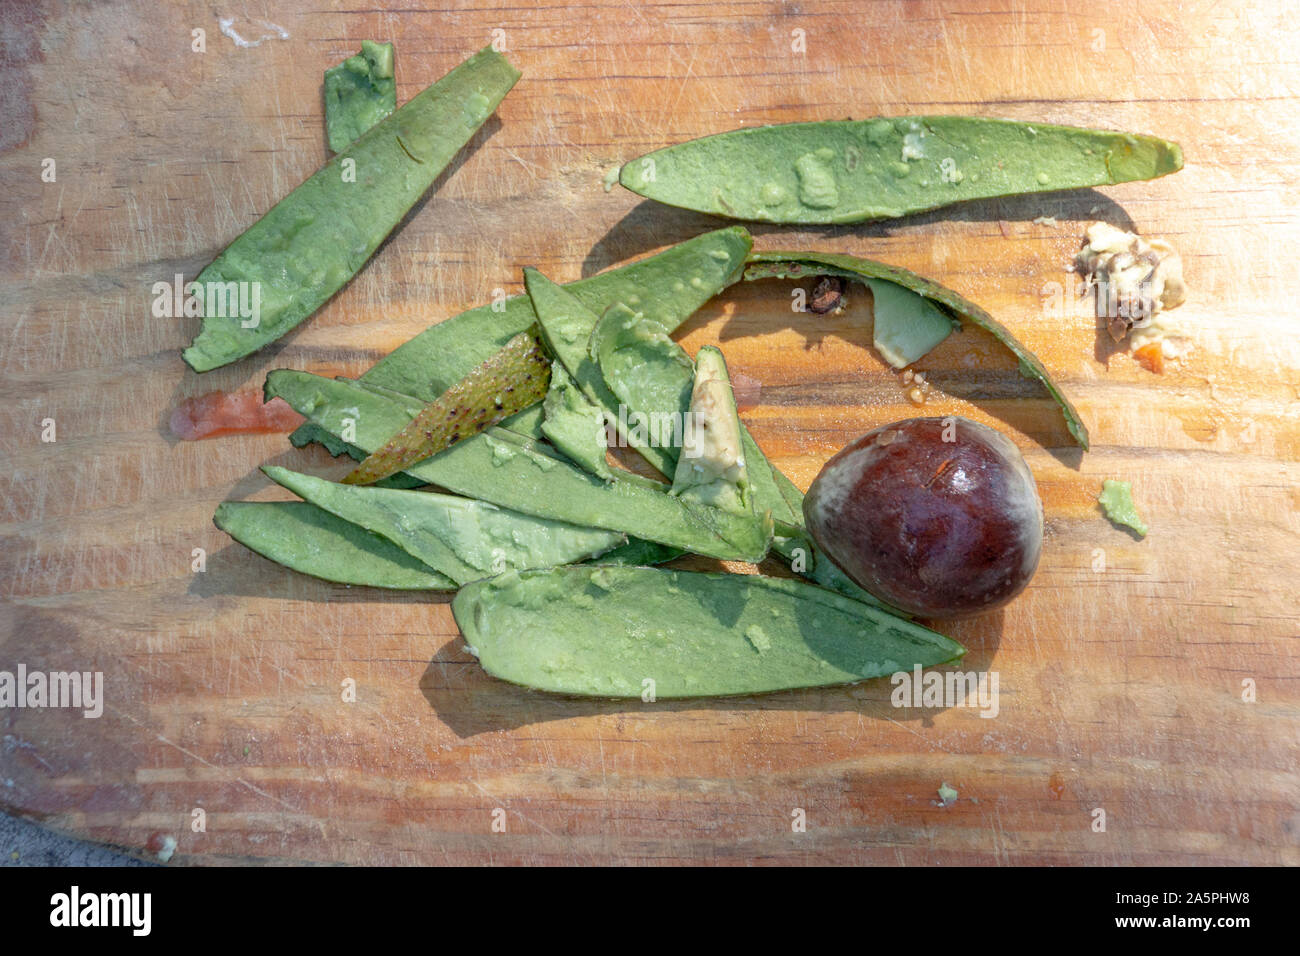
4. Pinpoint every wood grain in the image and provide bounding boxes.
[1,0,1297,865]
